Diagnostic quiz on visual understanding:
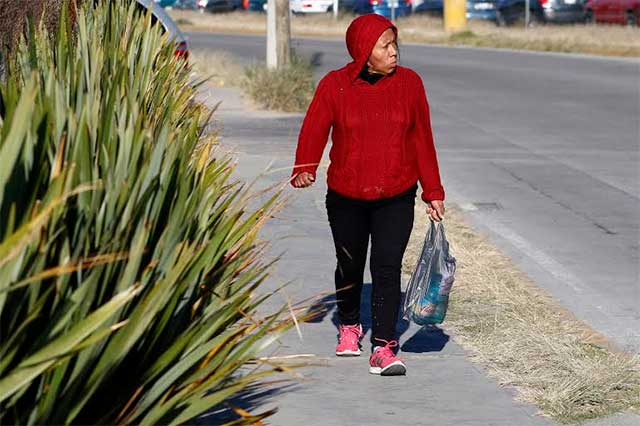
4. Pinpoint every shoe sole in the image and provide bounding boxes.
[369,360,406,376]
[336,349,361,356]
